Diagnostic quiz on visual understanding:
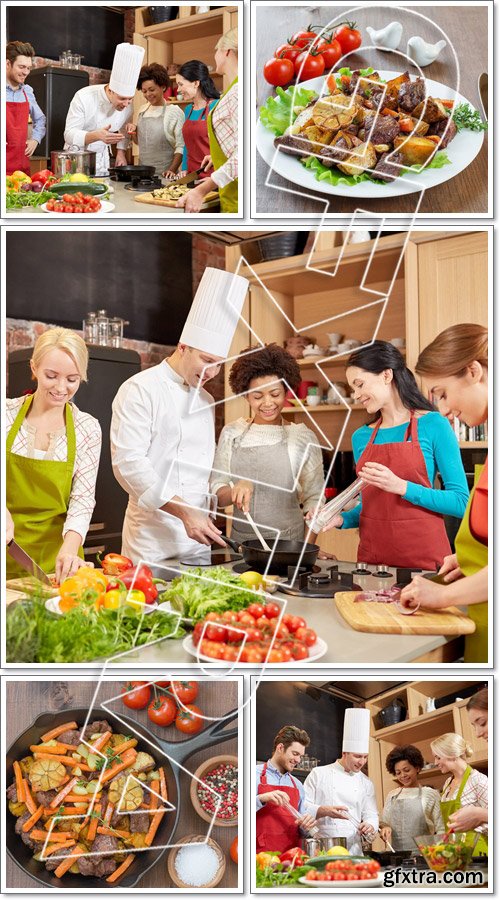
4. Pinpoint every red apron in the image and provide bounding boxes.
[6,88,31,176]
[256,762,302,853]
[355,413,451,569]
[182,103,211,177]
